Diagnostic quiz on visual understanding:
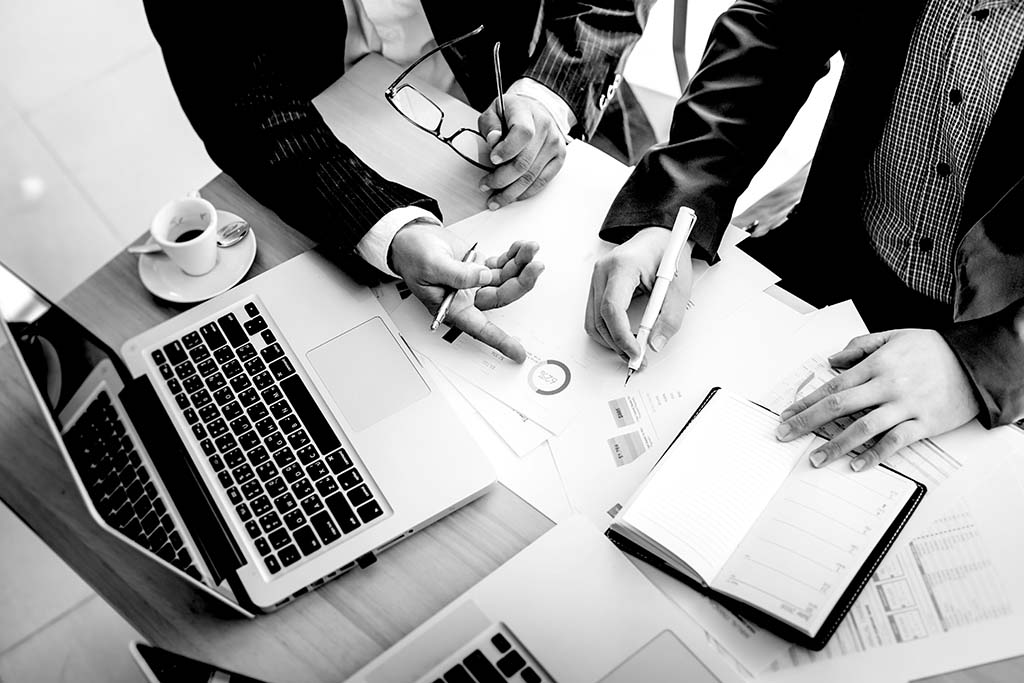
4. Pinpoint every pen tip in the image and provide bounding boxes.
[624,370,633,386]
